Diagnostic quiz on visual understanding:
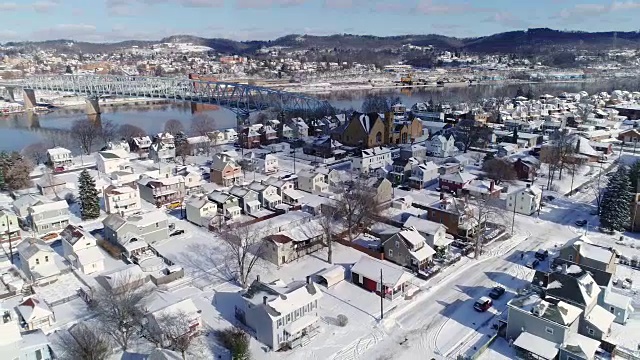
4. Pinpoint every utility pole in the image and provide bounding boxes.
[511,190,517,234]
[379,269,384,320]
[6,214,13,264]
